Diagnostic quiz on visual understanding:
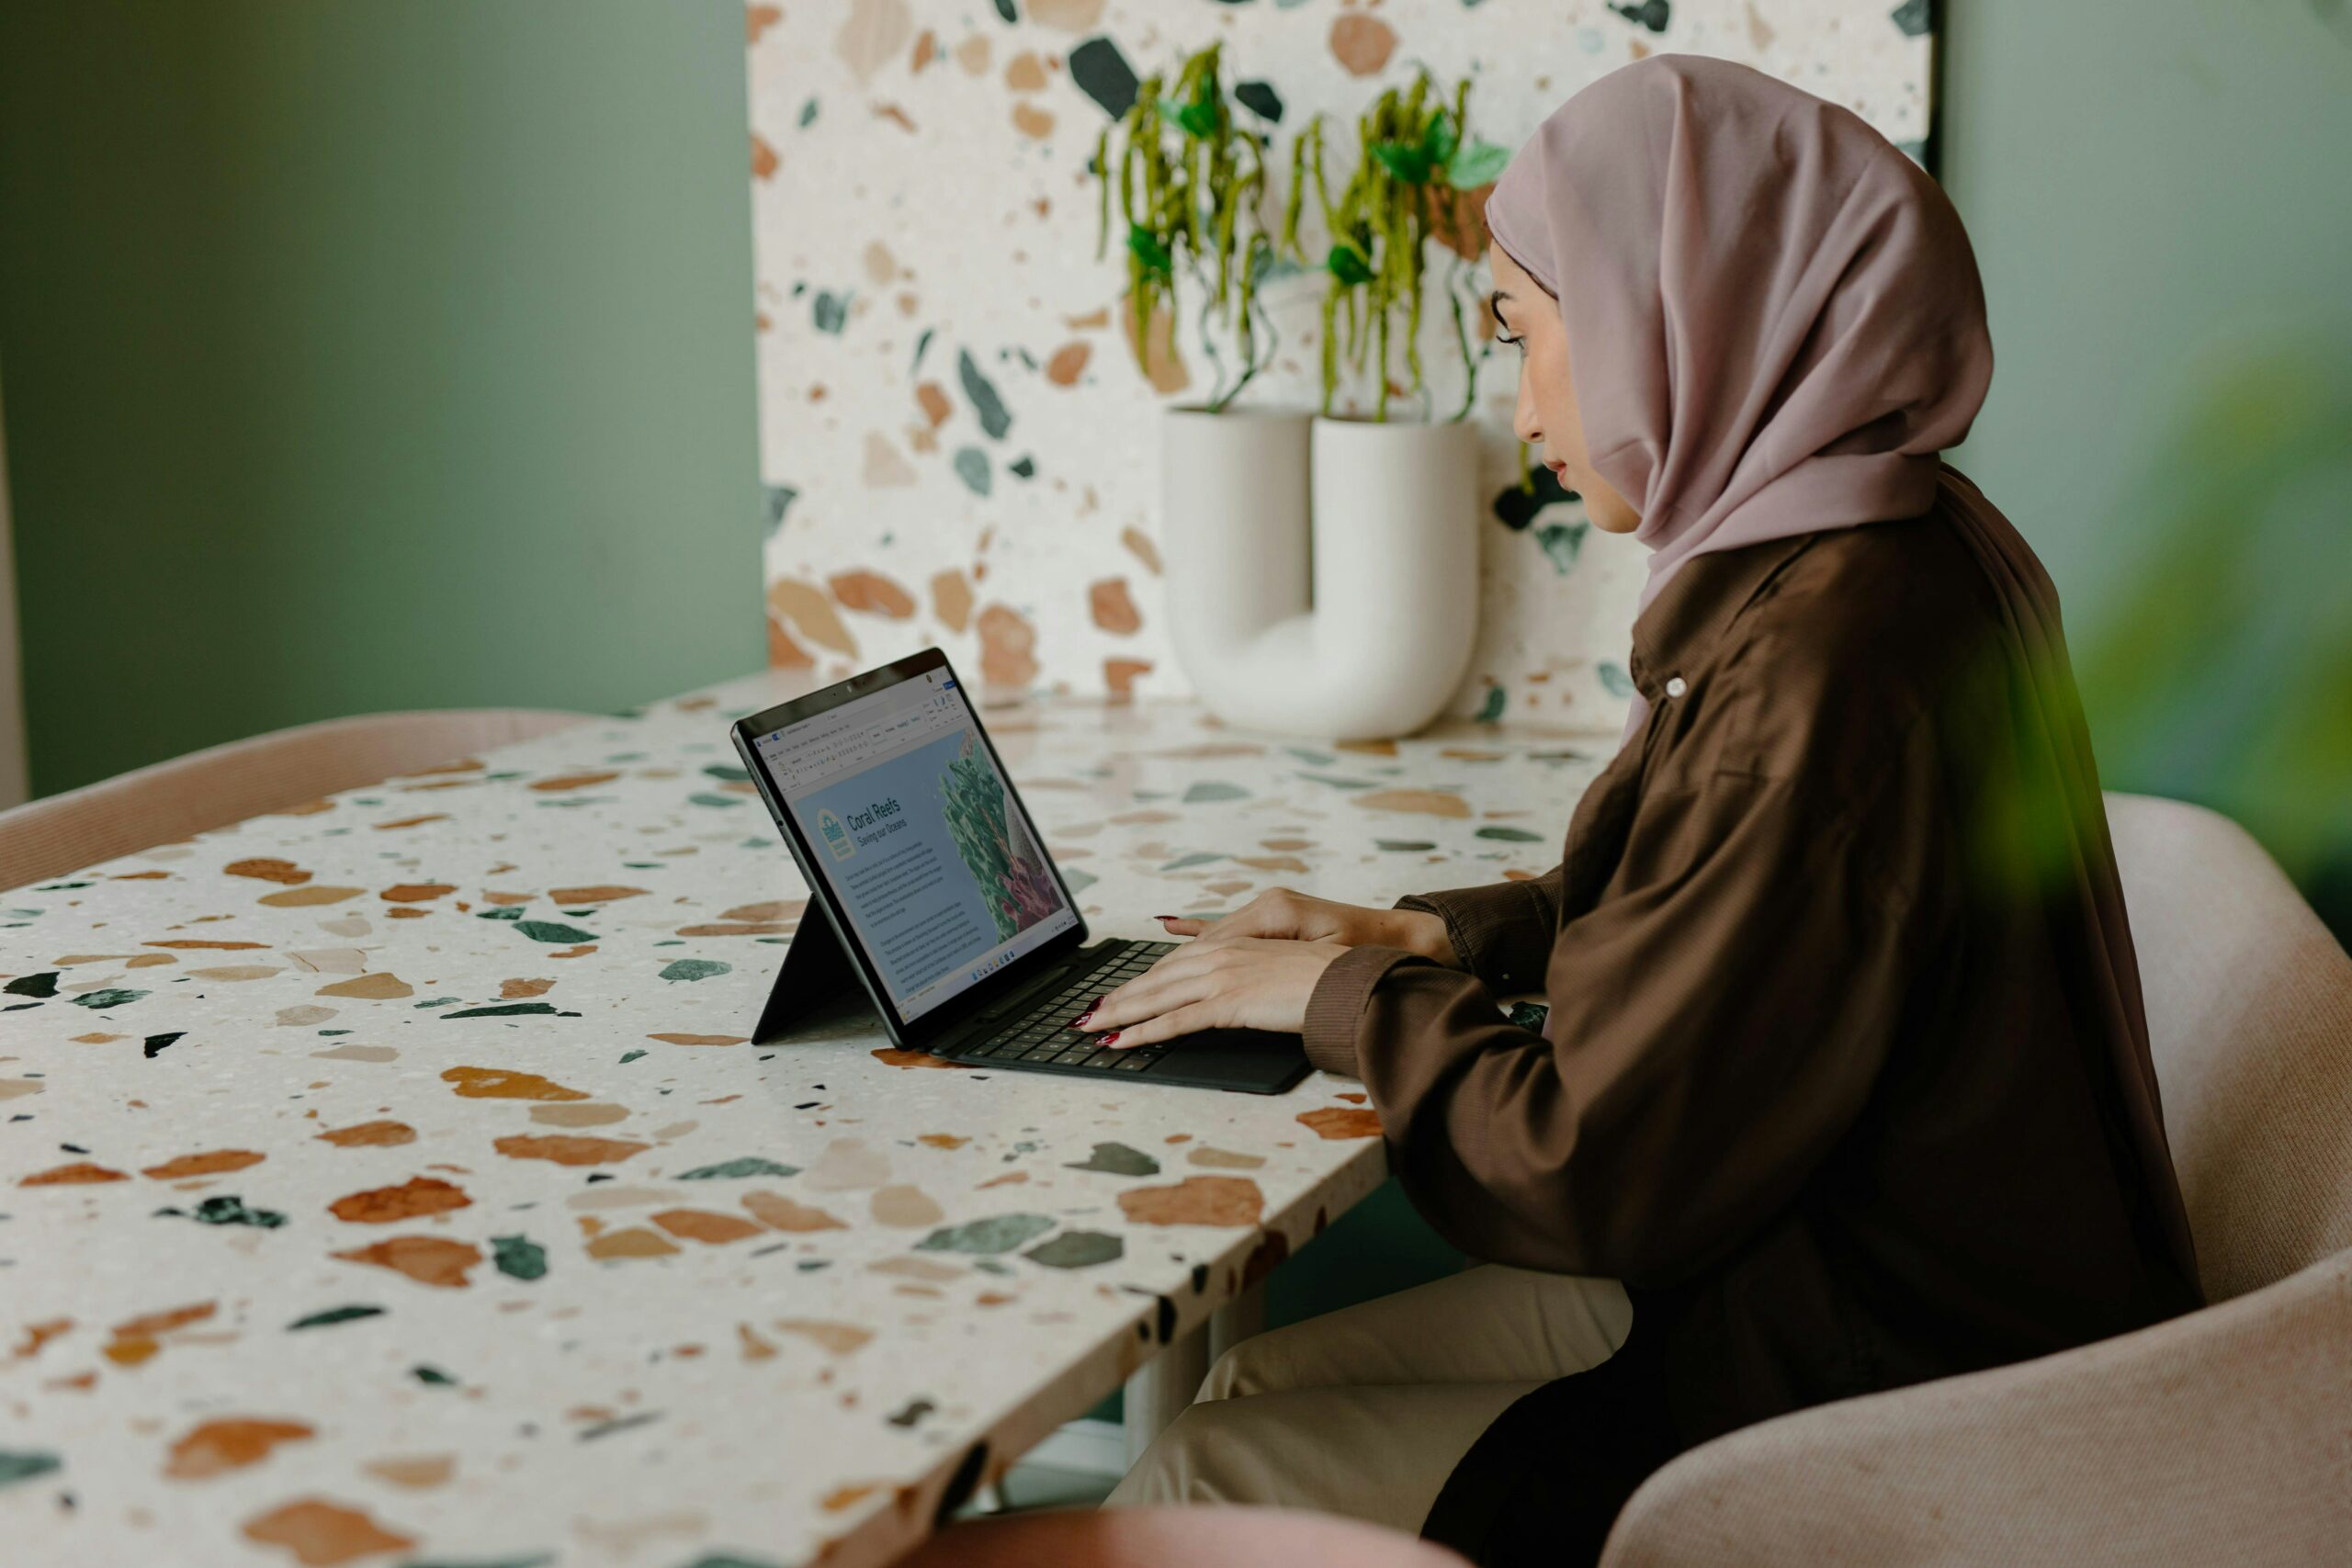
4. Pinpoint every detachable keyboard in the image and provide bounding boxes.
[950,939,1181,1074]
[939,937,1311,1093]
